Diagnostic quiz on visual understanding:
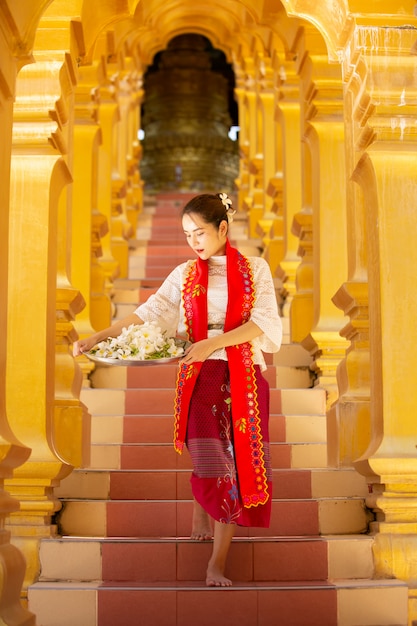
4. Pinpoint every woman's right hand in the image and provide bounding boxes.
[72,313,143,358]
[73,336,99,357]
